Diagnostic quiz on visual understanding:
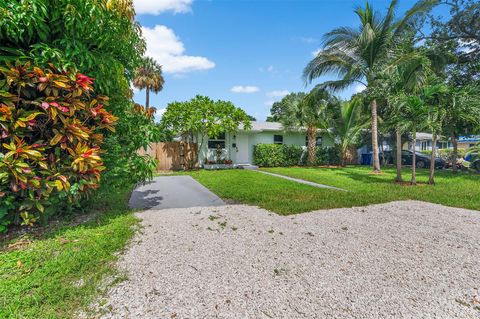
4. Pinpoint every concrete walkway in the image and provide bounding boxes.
[129,175,225,210]
[254,170,346,191]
